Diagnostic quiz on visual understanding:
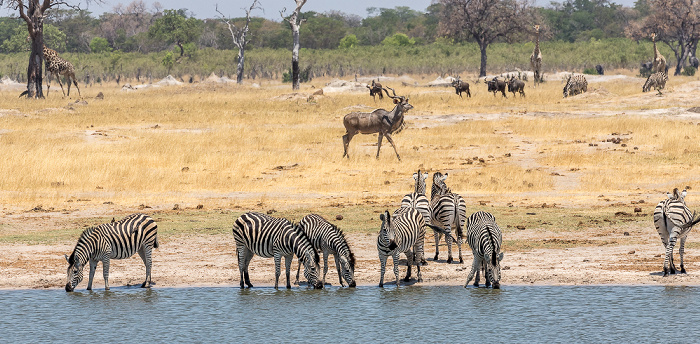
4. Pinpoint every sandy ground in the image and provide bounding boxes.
[2,222,697,290]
